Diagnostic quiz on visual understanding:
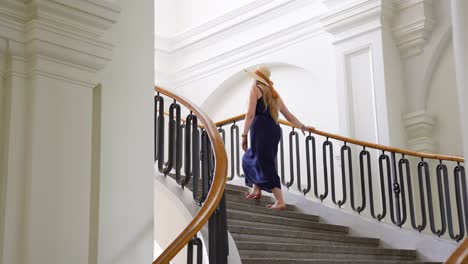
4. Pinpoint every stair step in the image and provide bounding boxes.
[225,194,297,210]
[227,209,320,229]
[227,201,319,221]
[226,191,276,202]
[228,226,377,245]
[241,259,441,264]
[236,242,415,256]
[231,233,378,248]
[239,248,415,261]
[226,184,249,192]
[228,219,348,234]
